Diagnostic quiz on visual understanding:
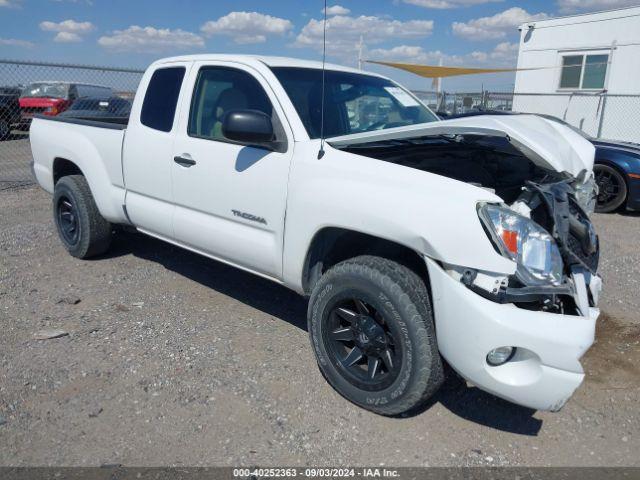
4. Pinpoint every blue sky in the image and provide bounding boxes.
[0,0,637,91]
